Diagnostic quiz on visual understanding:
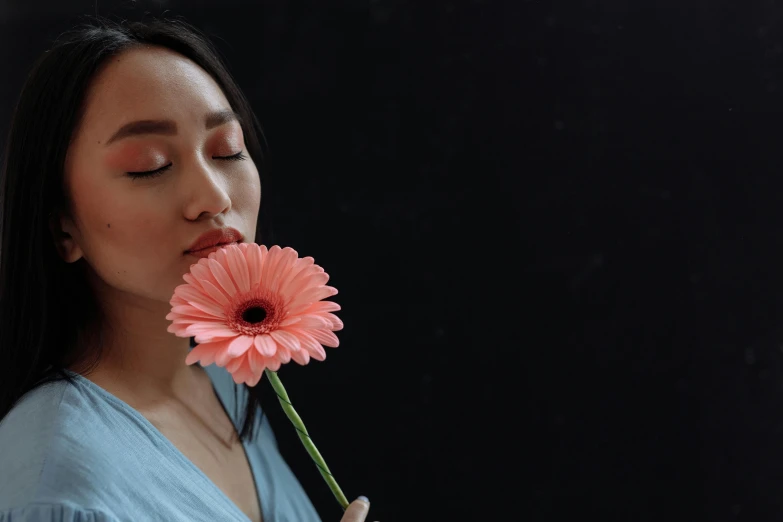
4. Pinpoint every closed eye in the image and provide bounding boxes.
[126,151,248,180]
